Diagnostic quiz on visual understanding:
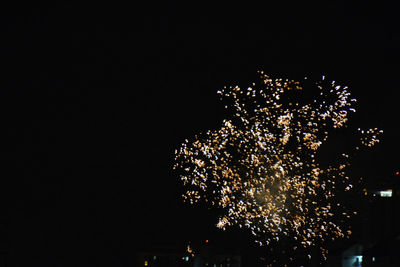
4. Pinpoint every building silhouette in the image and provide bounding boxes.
[326,171,400,266]
[136,241,241,267]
